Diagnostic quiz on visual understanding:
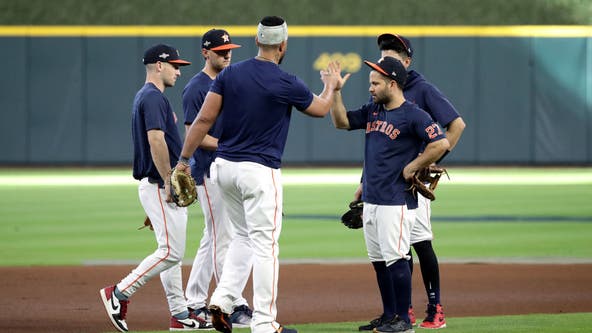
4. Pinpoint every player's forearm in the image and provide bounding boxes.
[312,87,337,117]
[419,138,450,167]
[405,138,450,176]
[181,120,209,159]
[330,91,349,129]
[200,135,218,151]
[445,117,466,150]
[185,123,218,151]
[148,134,172,180]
